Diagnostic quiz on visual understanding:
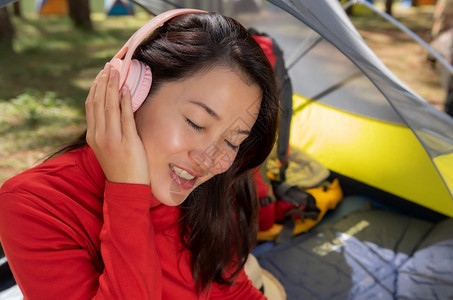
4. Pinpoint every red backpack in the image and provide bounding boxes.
[251,29,322,243]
